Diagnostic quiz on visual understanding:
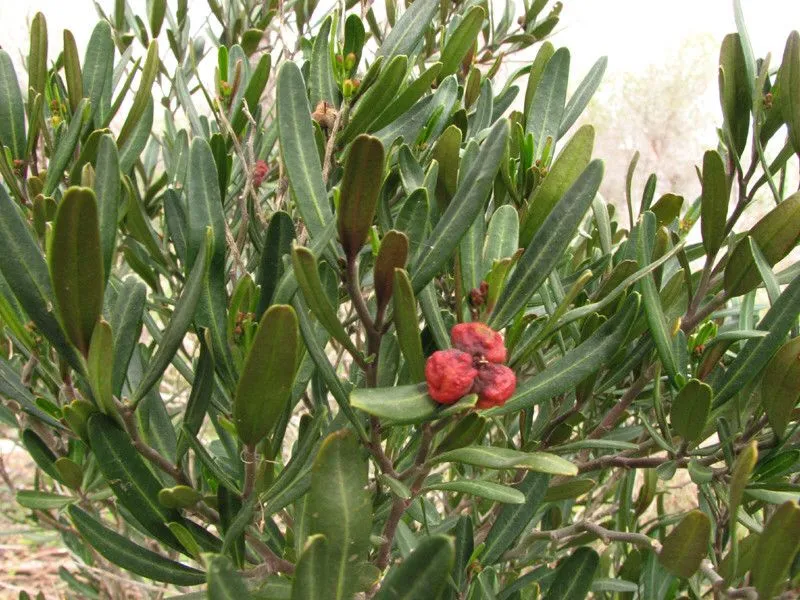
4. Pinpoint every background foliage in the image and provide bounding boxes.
[0,0,799,598]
